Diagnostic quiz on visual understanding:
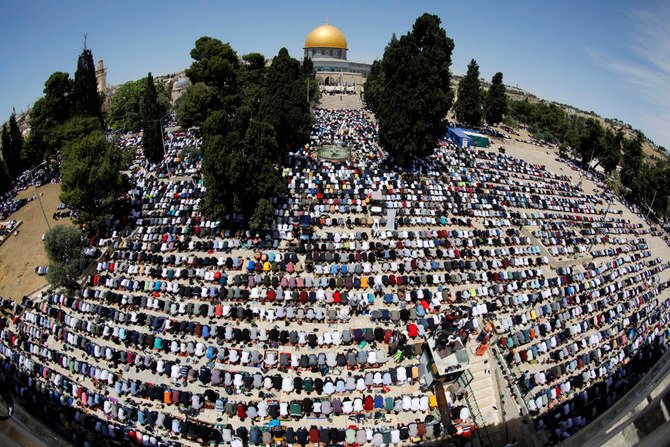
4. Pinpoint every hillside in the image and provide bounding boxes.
[468,76,666,159]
